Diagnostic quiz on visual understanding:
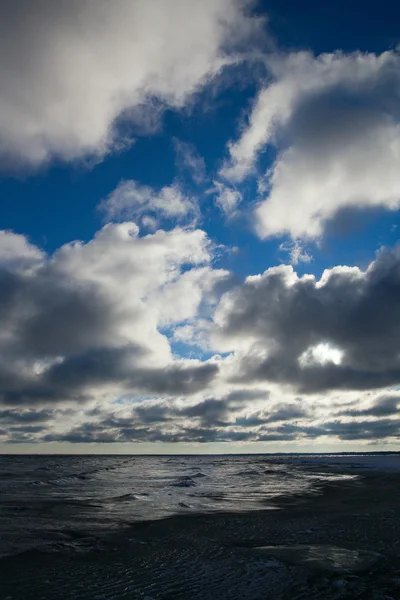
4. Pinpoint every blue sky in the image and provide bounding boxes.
[0,0,400,452]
